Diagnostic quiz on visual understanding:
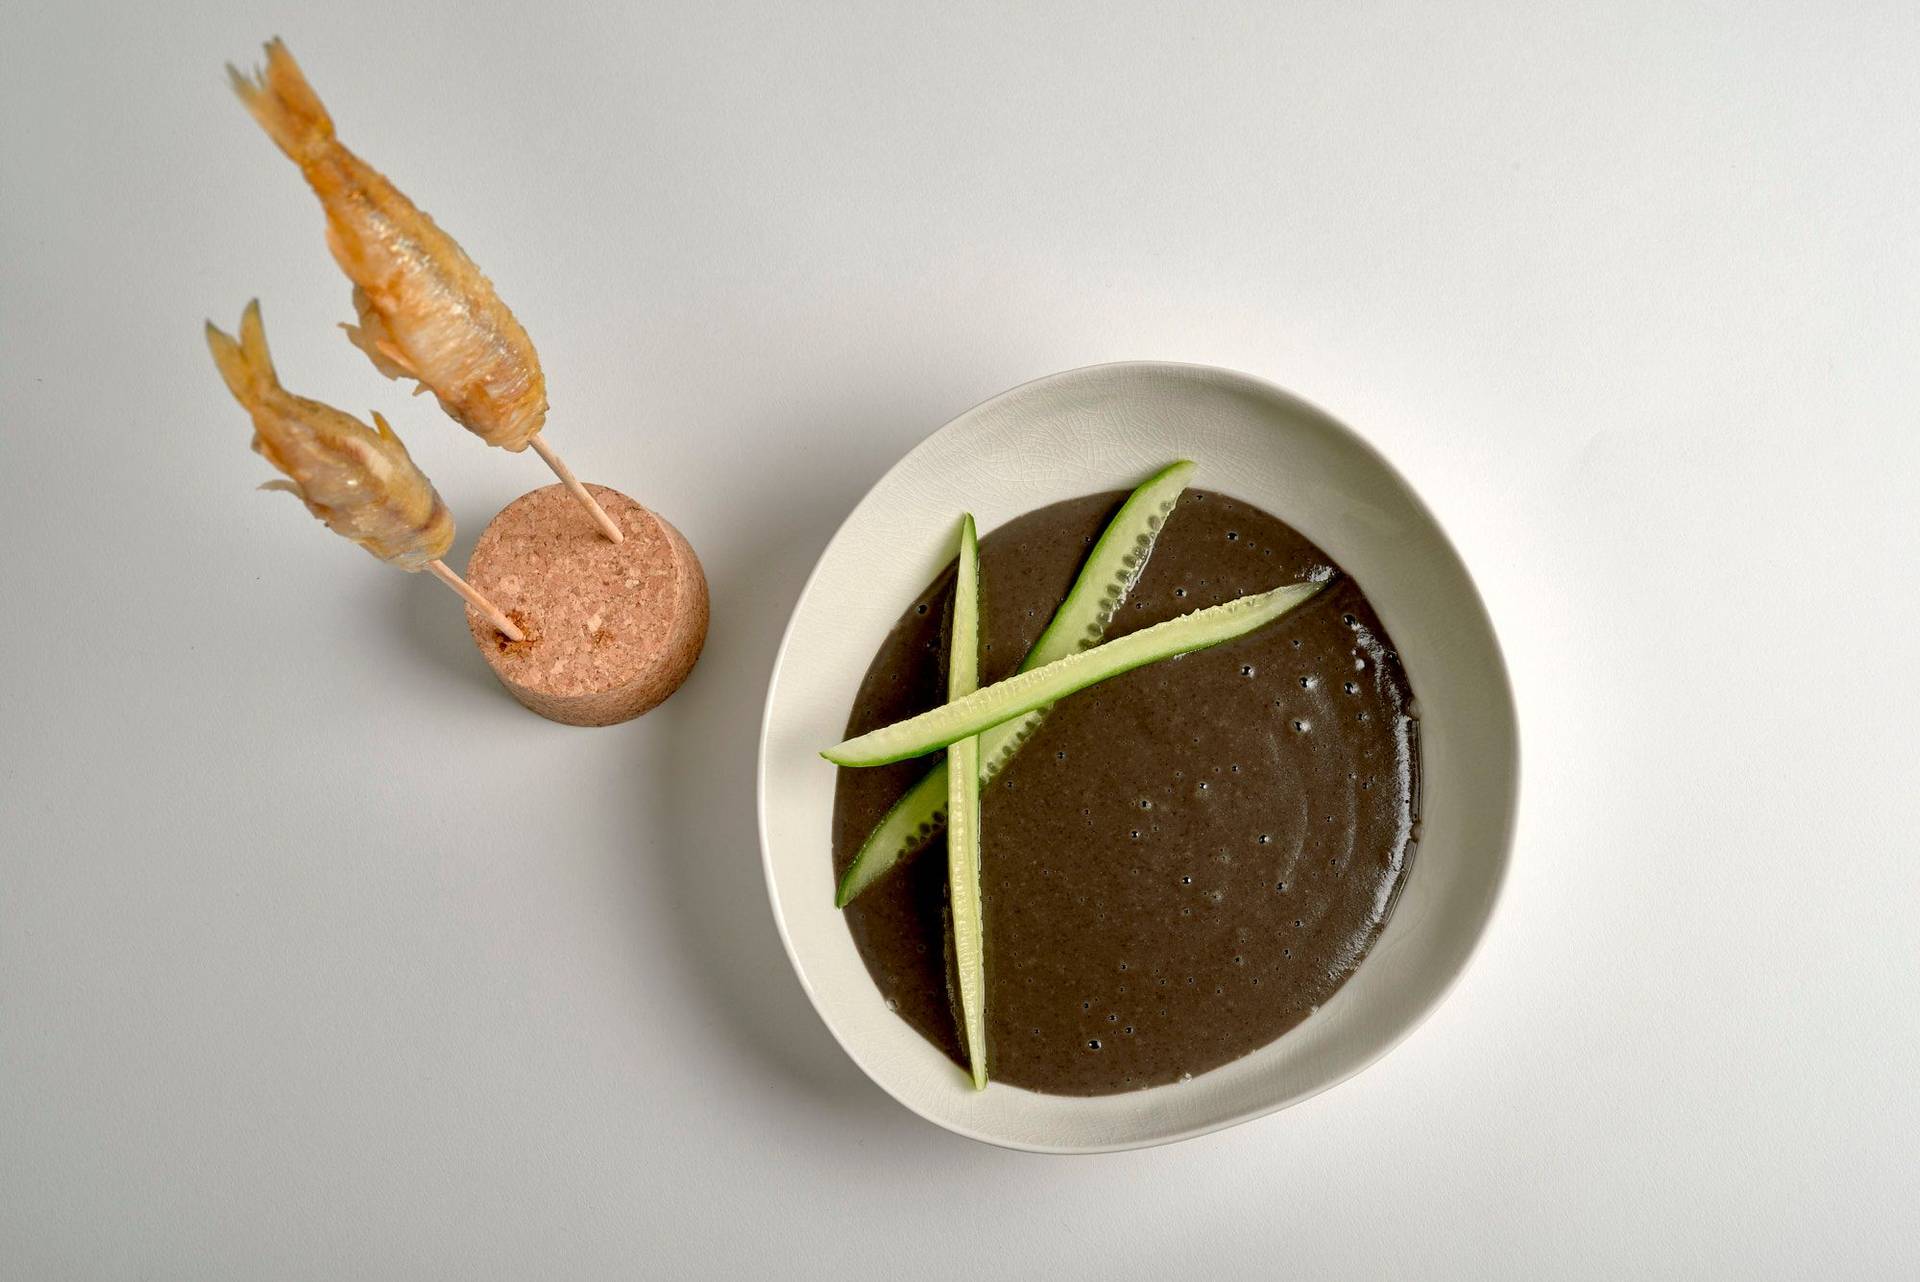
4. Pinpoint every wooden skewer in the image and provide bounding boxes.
[527,433,623,543]
[427,559,525,641]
